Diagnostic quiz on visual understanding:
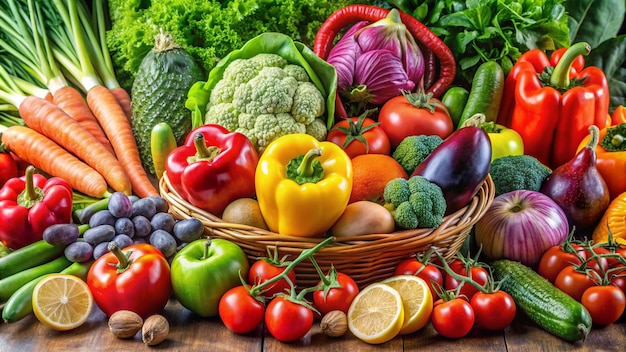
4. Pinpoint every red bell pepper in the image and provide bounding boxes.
[87,242,172,318]
[0,165,72,249]
[496,42,610,169]
[166,124,259,217]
